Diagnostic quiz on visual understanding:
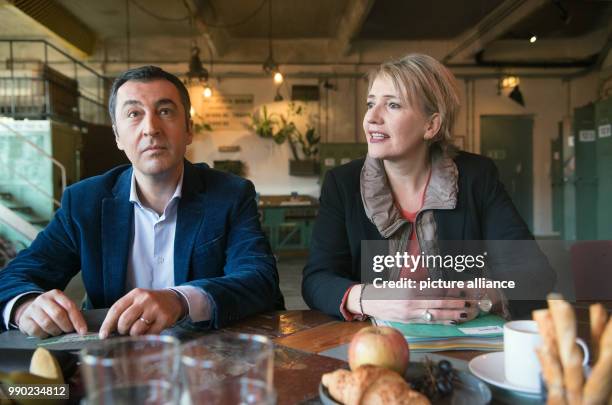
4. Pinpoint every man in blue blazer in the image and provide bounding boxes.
[0,66,284,337]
